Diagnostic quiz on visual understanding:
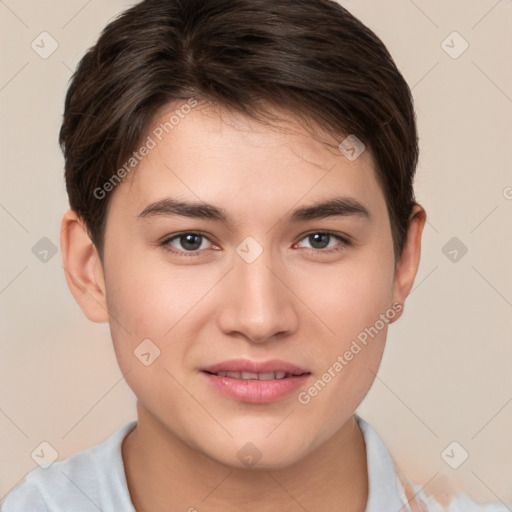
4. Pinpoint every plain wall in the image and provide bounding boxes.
[1,0,511,504]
